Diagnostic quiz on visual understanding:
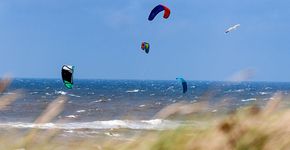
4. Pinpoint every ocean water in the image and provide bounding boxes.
[1,79,290,138]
